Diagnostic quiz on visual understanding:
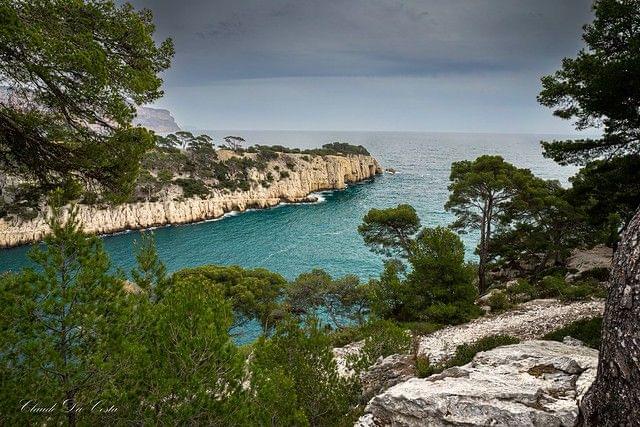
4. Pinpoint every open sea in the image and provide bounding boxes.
[0,131,579,281]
